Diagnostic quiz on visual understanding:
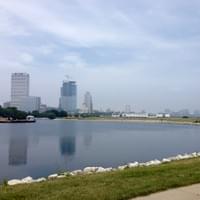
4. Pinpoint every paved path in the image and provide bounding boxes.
[132,184,200,200]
